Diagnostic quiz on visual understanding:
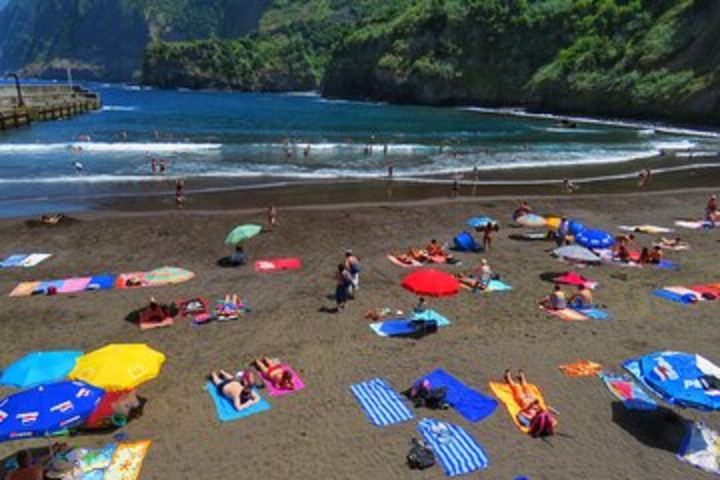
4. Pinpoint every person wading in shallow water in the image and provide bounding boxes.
[175,178,186,209]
